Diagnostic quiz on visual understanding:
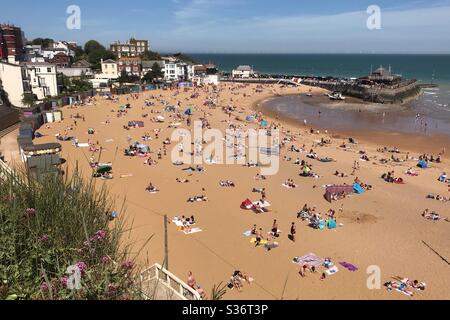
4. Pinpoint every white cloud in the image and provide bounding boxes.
[157,3,450,53]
